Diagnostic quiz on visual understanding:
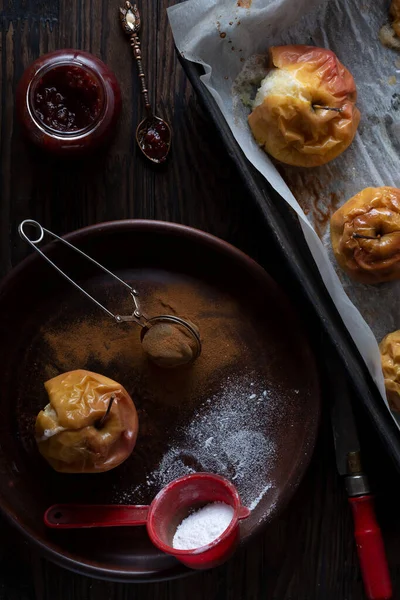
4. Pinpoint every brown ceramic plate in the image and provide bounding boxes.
[0,220,319,581]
